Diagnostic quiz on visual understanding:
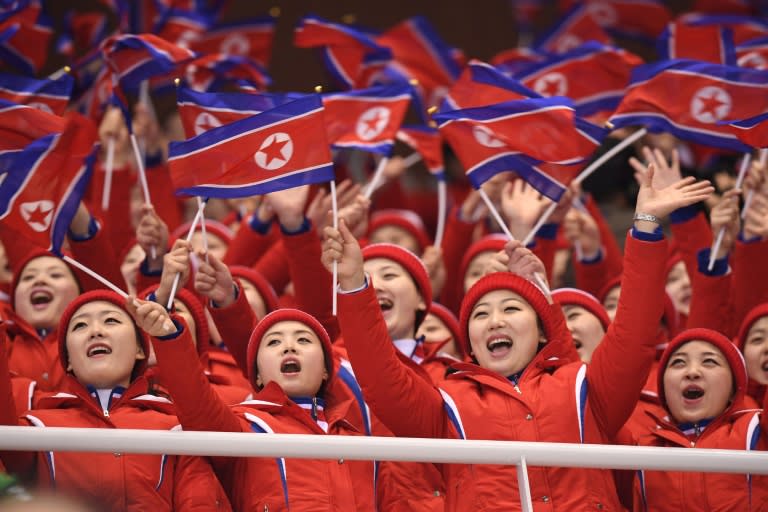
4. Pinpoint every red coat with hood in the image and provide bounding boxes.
[627,328,768,512]
[336,233,668,511]
[0,293,229,512]
[151,312,376,512]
